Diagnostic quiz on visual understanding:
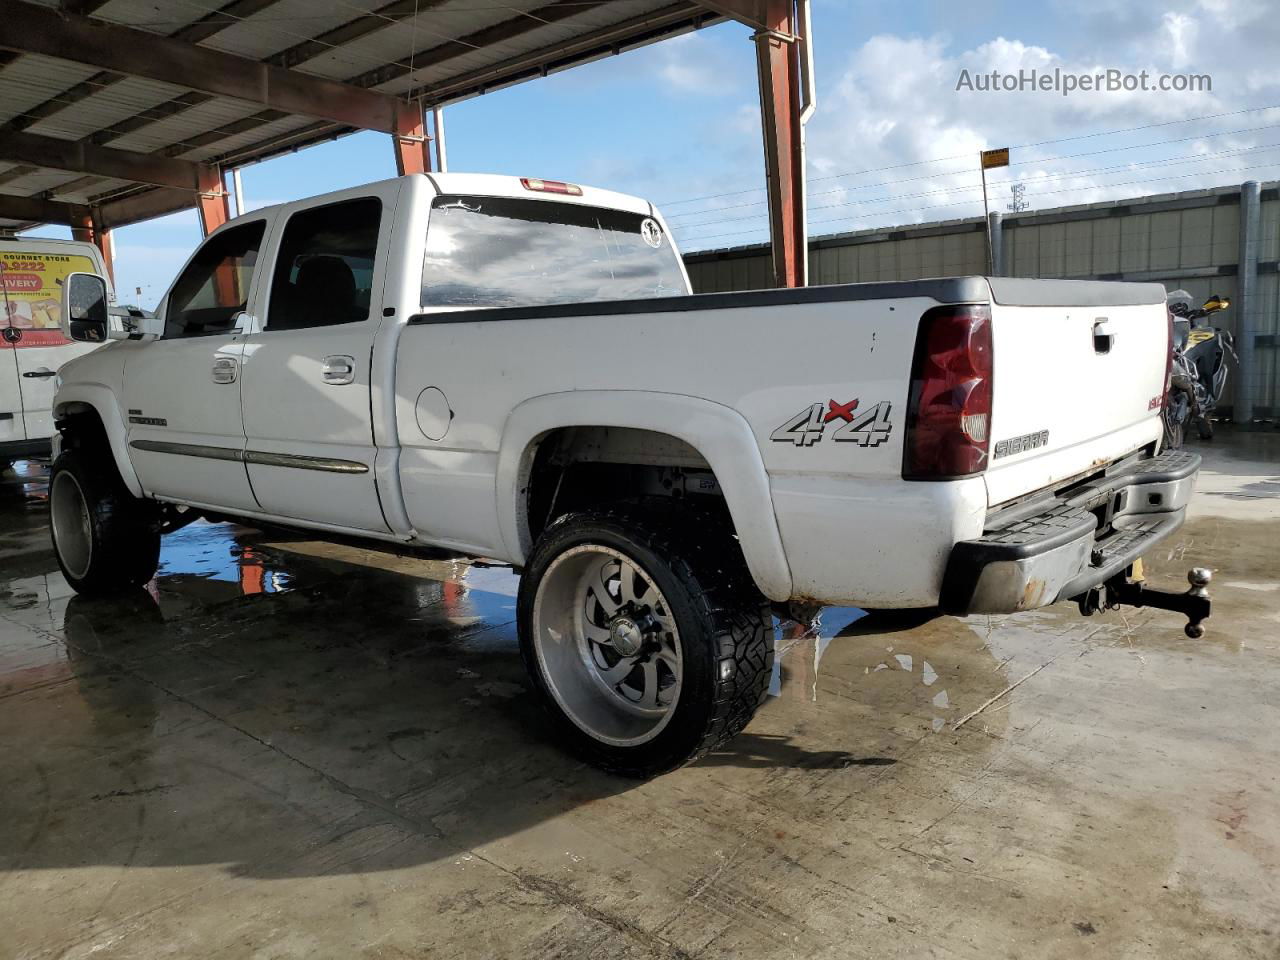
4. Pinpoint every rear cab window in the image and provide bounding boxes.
[421,196,686,309]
